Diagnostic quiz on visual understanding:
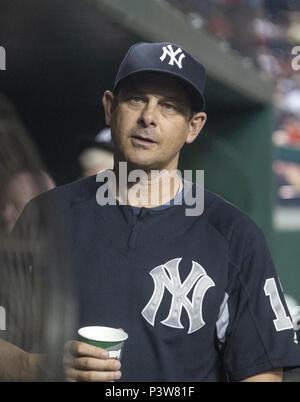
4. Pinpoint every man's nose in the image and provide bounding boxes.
[138,101,157,127]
